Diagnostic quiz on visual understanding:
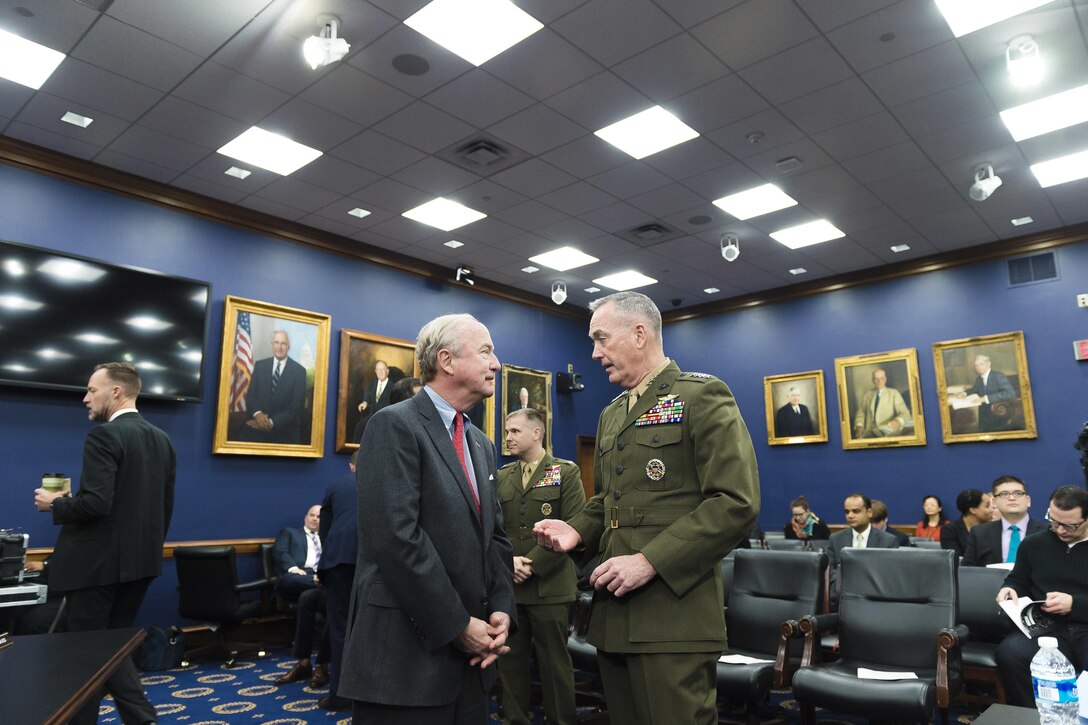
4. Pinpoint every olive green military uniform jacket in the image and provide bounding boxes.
[567,361,760,654]
[498,453,586,605]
